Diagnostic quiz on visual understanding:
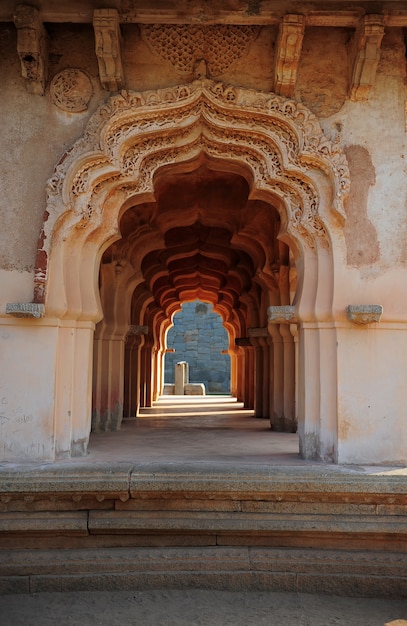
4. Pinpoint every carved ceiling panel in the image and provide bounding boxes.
[139,25,261,77]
